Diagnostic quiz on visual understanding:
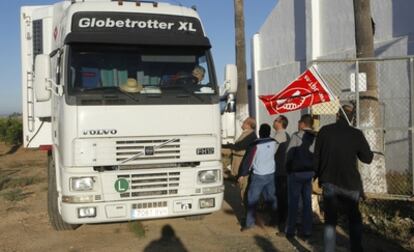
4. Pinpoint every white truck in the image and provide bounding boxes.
[21,0,237,230]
